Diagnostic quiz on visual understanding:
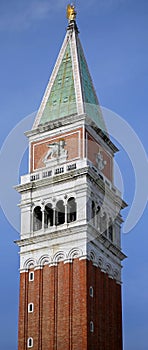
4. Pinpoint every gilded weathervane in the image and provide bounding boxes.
[67,4,77,21]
